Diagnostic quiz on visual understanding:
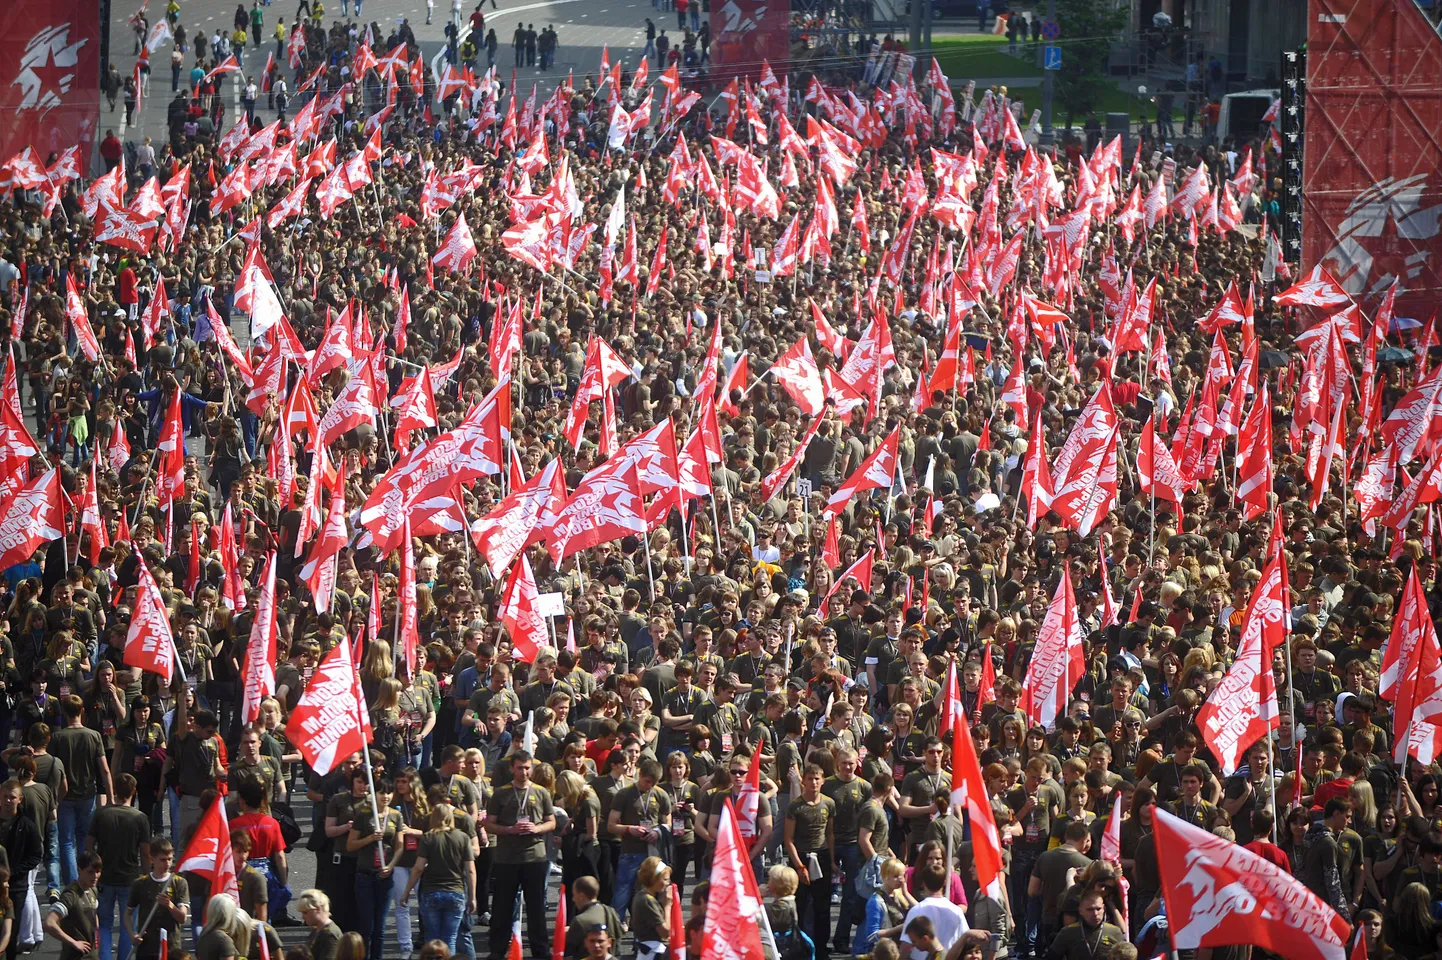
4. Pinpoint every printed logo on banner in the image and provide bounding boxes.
[11,24,87,112]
